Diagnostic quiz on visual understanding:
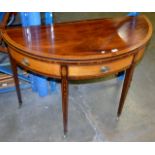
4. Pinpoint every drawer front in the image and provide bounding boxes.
[69,56,133,79]
[9,49,60,77]
[9,48,133,80]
